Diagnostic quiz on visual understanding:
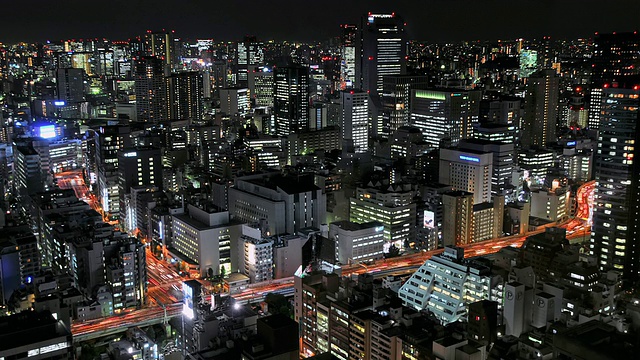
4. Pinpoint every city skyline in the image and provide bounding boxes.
[1,0,639,44]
